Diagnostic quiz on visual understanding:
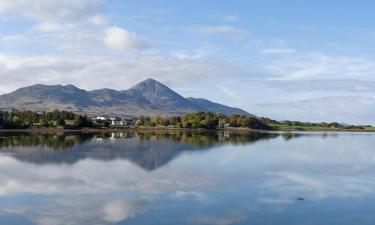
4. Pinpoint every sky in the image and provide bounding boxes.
[0,0,375,124]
